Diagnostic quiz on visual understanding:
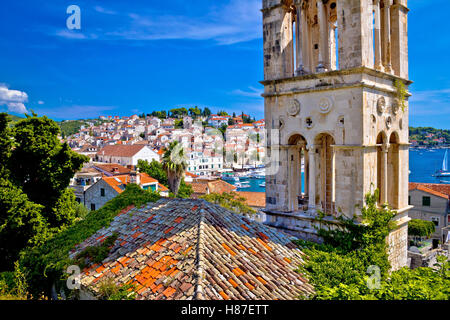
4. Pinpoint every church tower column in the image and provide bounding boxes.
[383,0,392,72]
[316,0,328,72]
[381,143,390,204]
[307,144,316,212]
[295,0,305,75]
[374,0,383,70]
